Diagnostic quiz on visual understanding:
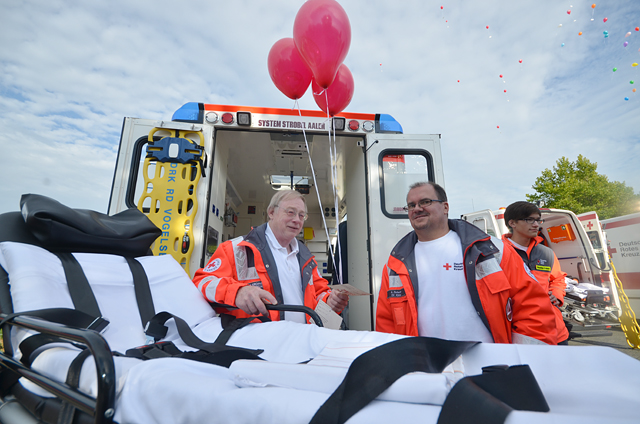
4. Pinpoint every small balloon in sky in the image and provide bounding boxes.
[486,25,489,29]
[591,3,596,8]
[504,90,507,93]
[499,74,503,78]
[636,27,640,31]
[613,67,617,72]
[441,6,443,9]
[625,97,629,101]
[631,81,635,84]
[603,17,608,23]
[603,31,609,38]
[561,43,565,47]
[624,41,629,47]
[579,32,582,36]
[626,32,632,37]
[519,59,523,63]
[558,24,563,28]
[497,126,500,129]
[632,63,638,67]
[633,88,637,92]
[567,10,571,15]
